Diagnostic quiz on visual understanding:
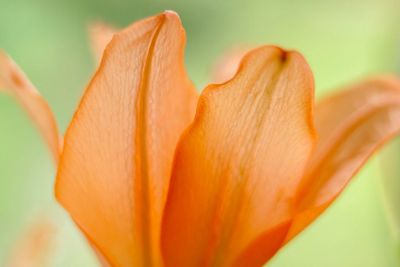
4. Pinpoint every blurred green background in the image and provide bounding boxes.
[0,0,399,266]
